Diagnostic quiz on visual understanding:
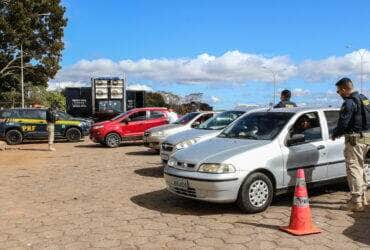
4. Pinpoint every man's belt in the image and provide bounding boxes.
[345,132,370,145]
